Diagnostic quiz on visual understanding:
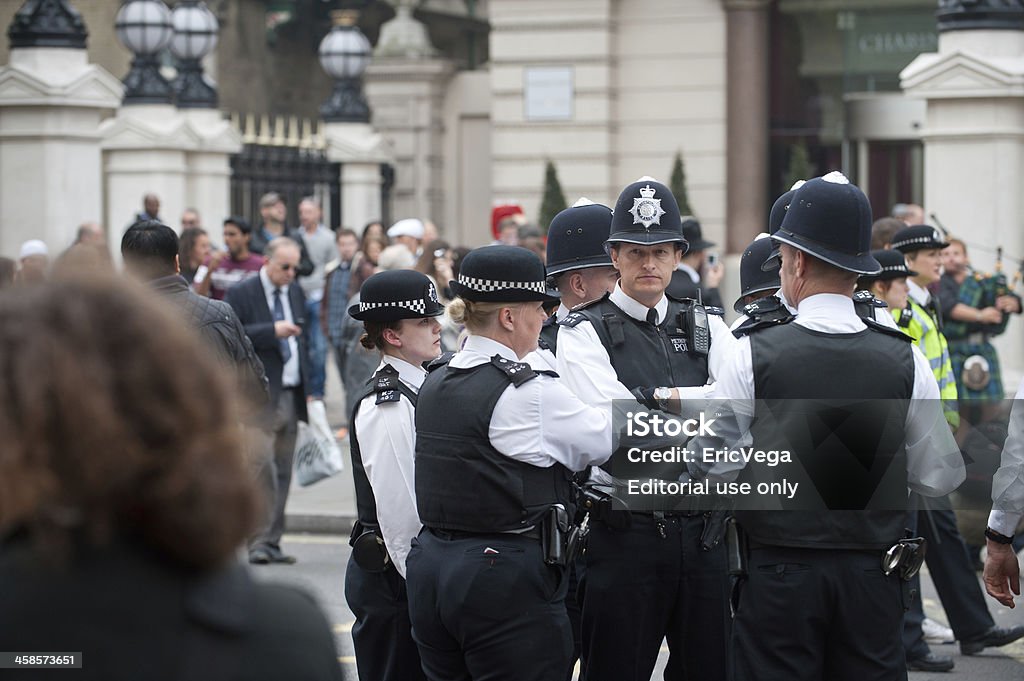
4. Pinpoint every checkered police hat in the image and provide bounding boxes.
[450,245,559,304]
[890,225,949,254]
[349,270,445,322]
[608,177,688,248]
[857,249,918,286]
